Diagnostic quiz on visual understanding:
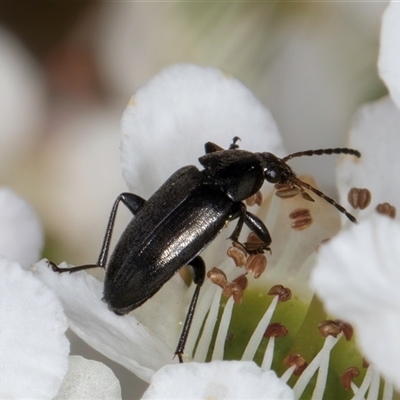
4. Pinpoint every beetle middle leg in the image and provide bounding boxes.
[228,202,272,254]
[174,255,206,363]
[50,192,146,274]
